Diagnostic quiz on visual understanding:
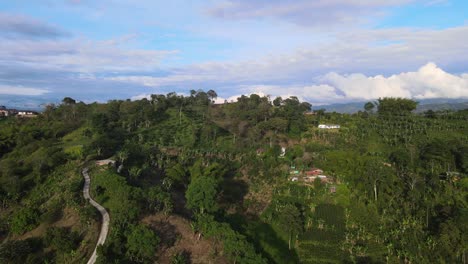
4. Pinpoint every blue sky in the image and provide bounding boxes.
[0,0,467,108]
